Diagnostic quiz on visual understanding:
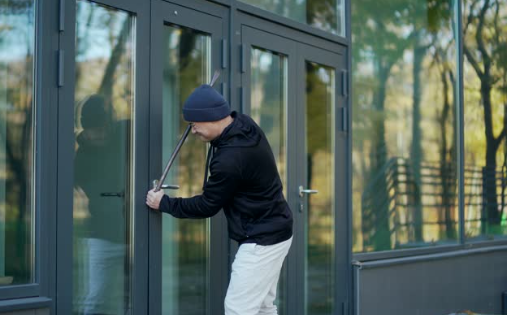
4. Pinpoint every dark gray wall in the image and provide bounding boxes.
[354,246,507,315]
